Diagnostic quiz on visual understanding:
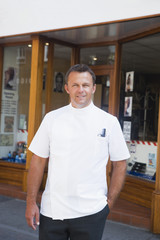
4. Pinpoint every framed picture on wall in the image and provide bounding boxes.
[125,71,134,92]
[124,96,133,117]
[54,72,64,93]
